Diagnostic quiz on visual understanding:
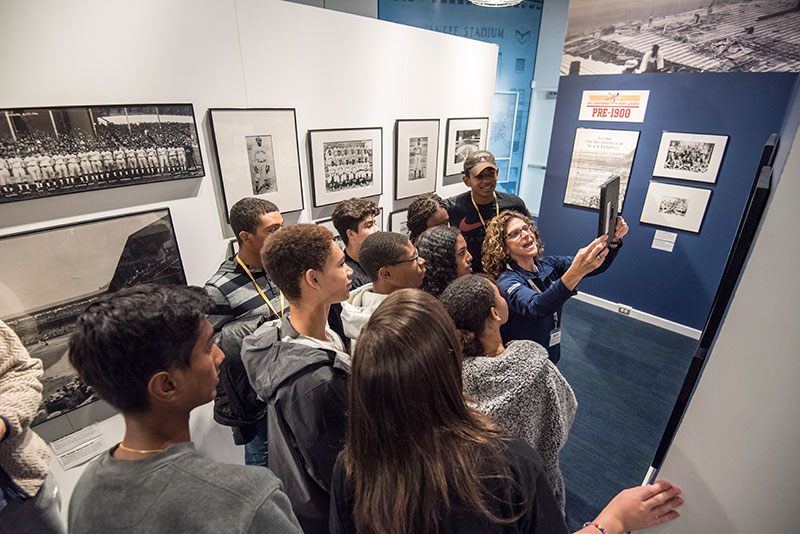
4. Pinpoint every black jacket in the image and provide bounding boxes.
[241,316,350,534]
[212,316,267,445]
